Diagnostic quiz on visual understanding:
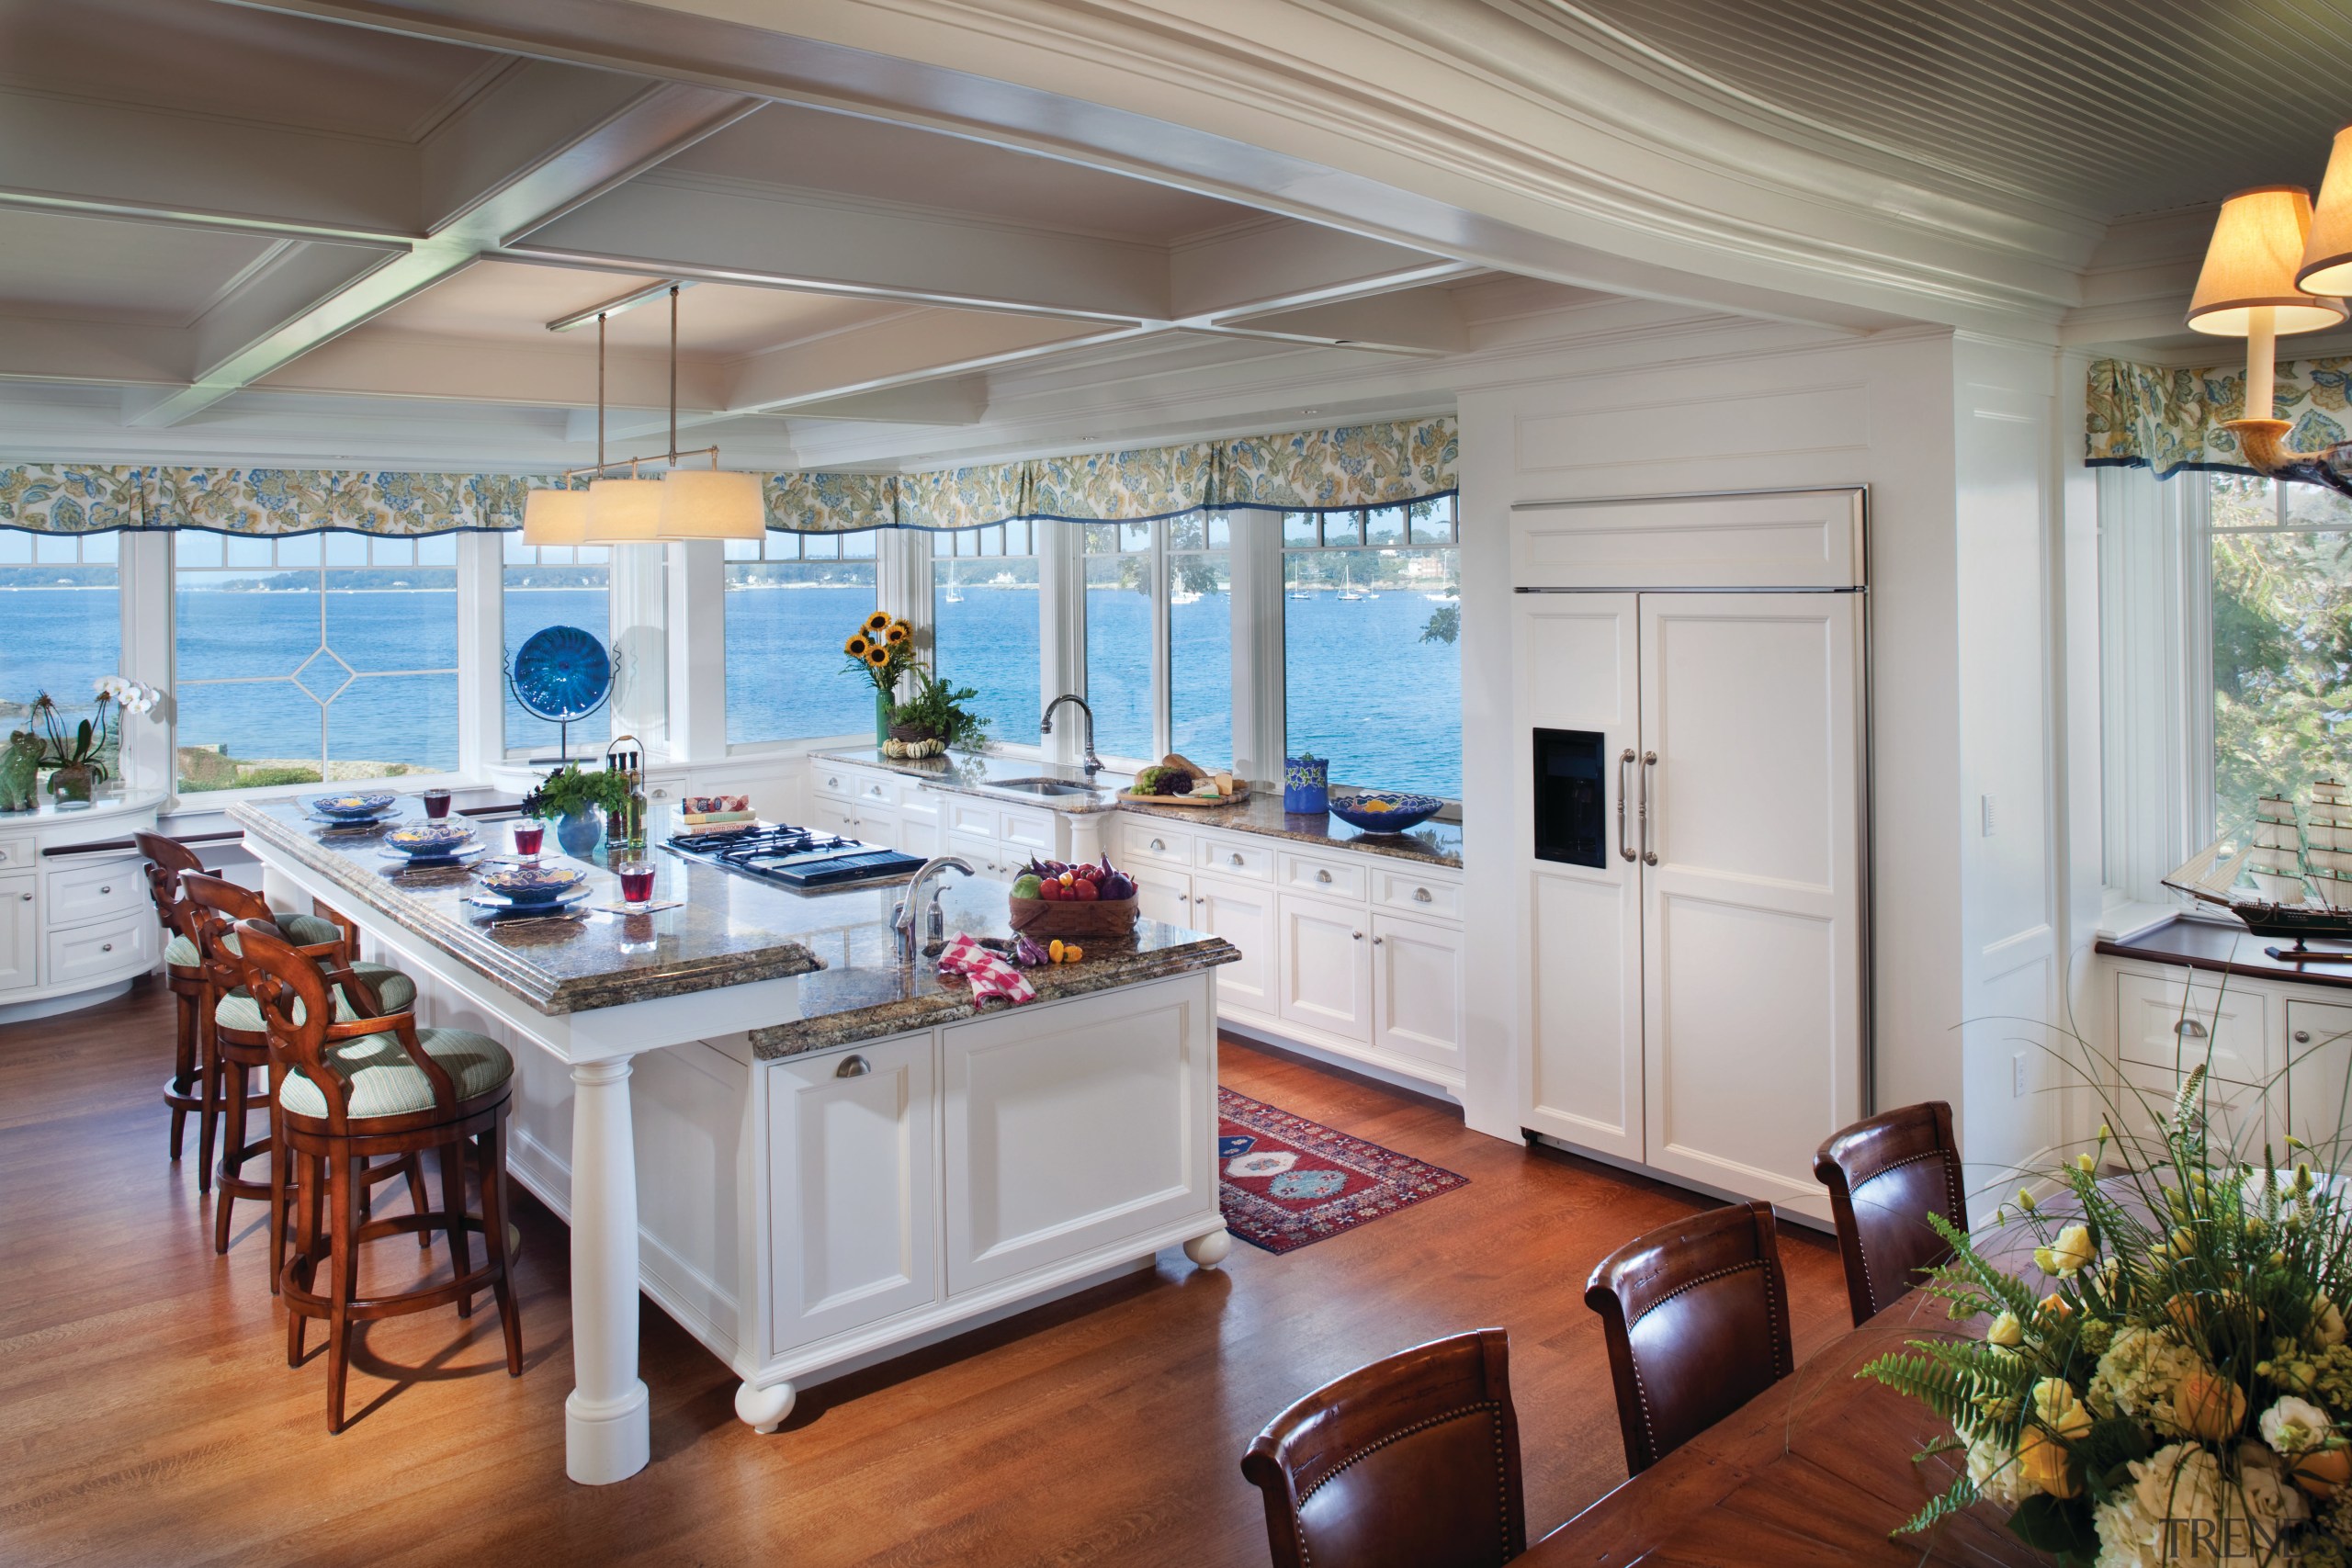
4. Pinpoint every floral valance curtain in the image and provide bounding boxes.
[2088,356,2352,479]
[0,415,1456,537]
